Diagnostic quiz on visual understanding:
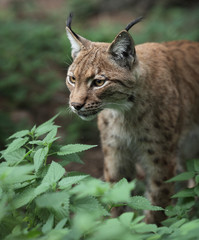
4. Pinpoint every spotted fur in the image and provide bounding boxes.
[66,16,199,225]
